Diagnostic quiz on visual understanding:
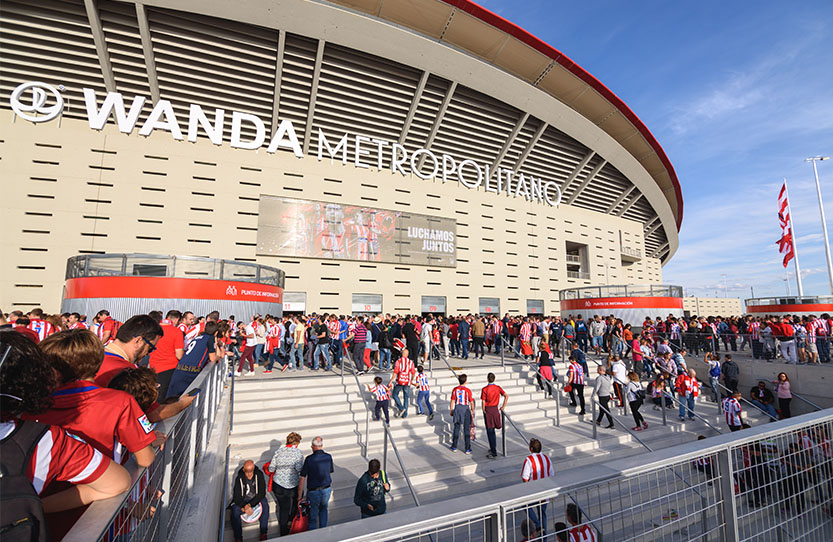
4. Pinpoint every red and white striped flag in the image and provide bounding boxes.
[777,182,794,268]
